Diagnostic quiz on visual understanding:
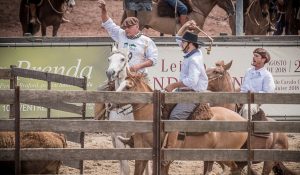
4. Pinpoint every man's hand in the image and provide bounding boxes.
[164,84,175,92]
[177,20,197,36]
[129,65,138,72]
[98,0,106,10]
